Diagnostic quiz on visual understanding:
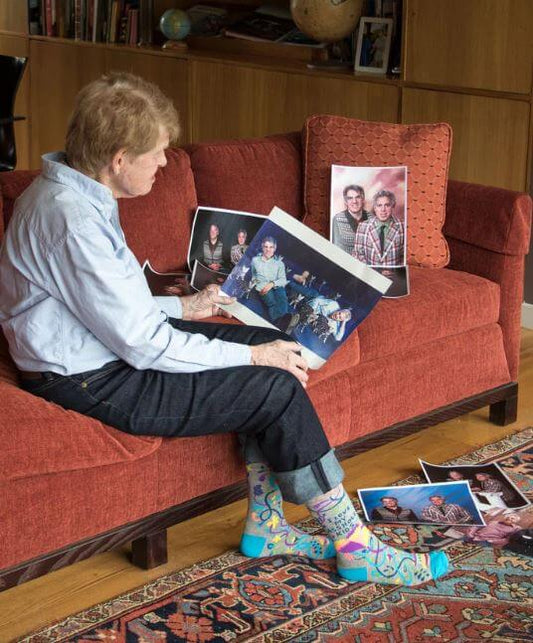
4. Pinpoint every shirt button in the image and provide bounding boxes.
[81,382,88,388]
